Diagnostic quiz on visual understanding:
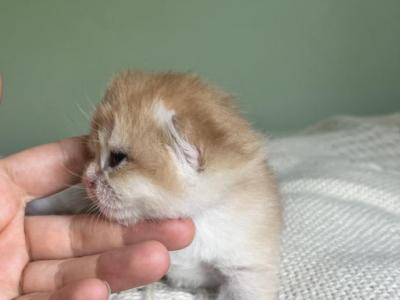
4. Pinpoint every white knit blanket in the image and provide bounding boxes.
[110,114,400,300]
